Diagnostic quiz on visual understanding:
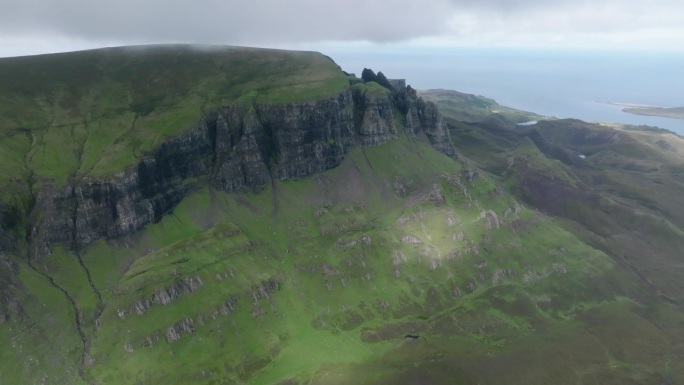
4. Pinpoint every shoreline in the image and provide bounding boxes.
[599,101,664,109]
[598,101,684,121]
[623,107,684,120]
